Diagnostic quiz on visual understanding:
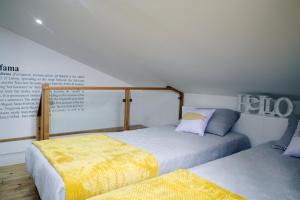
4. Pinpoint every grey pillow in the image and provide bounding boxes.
[272,114,300,151]
[205,109,240,136]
